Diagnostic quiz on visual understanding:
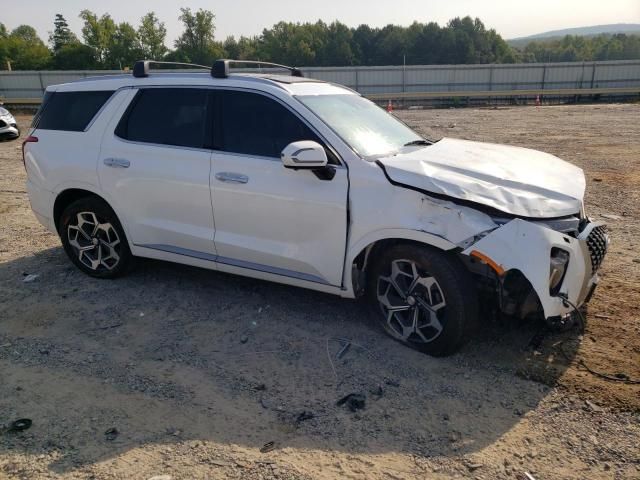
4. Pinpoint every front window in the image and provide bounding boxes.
[296,94,424,157]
